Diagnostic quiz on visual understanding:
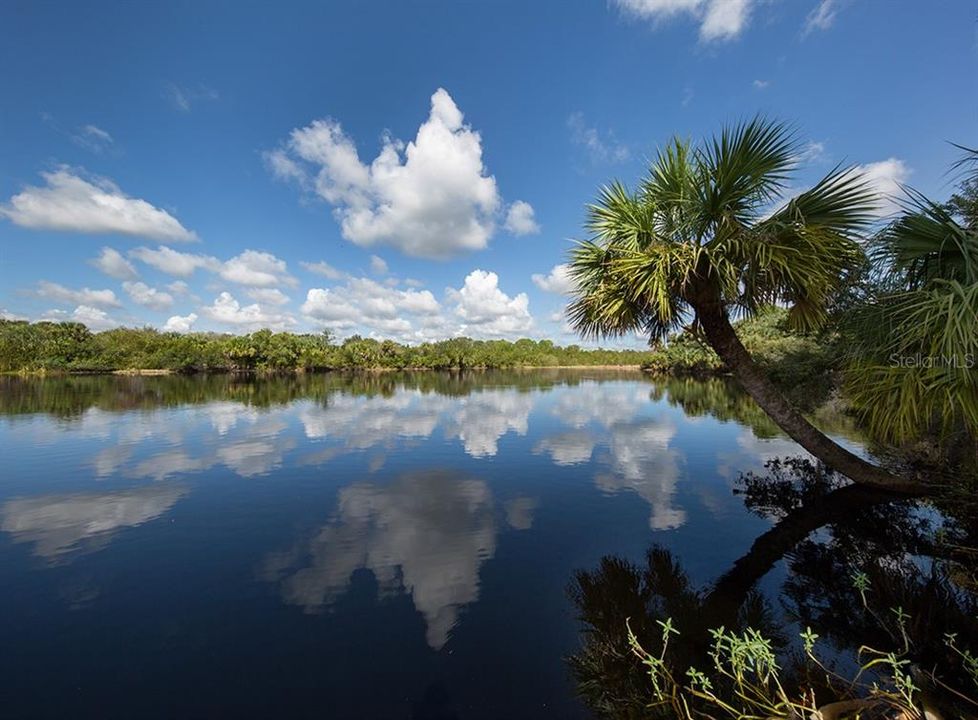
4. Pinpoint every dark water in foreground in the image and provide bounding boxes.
[0,371,966,719]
